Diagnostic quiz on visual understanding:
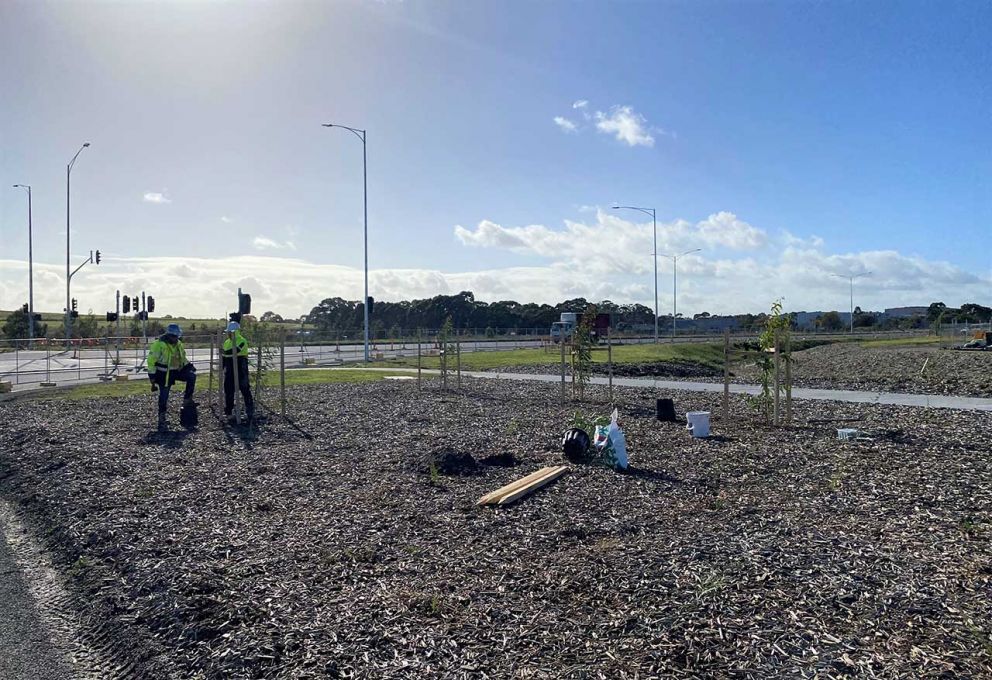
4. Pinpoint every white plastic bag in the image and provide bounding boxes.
[593,408,628,470]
